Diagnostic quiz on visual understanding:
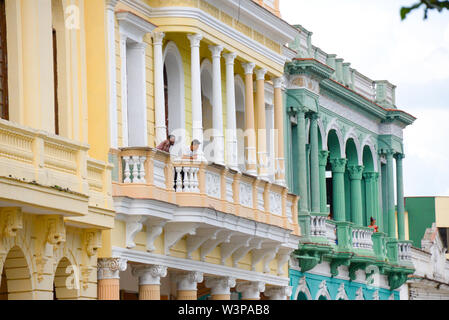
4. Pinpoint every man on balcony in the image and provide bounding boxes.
[156,134,176,153]
[182,139,201,161]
